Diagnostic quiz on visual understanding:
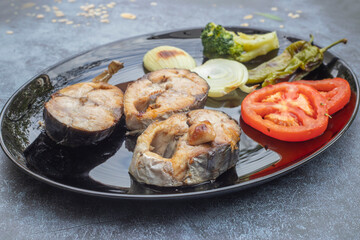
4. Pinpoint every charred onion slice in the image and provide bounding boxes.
[44,82,124,147]
[124,69,209,131]
[143,46,196,72]
[129,109,241,187]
